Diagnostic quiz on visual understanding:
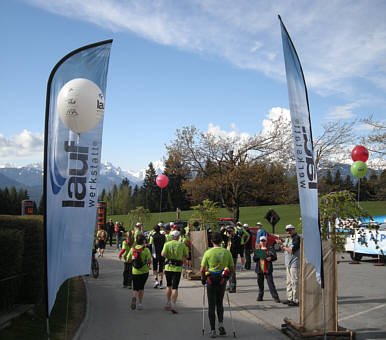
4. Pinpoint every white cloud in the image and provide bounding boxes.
[262,107,291,135]
[27,0,386,104]
[327,103,359,119]
[207,123,250,142]
[0,130,43,160]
